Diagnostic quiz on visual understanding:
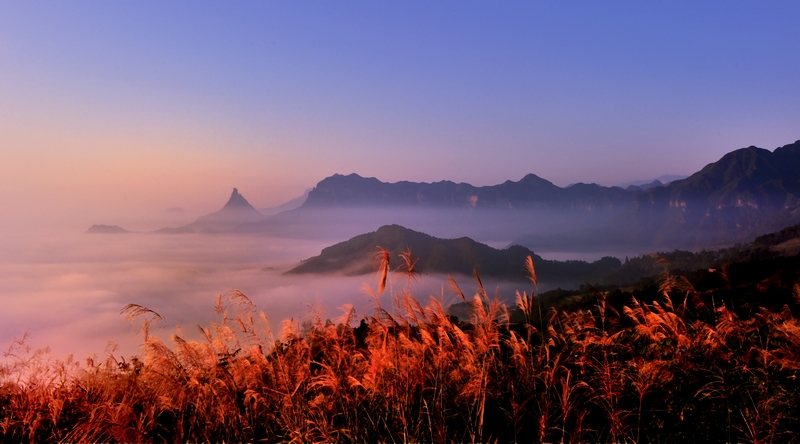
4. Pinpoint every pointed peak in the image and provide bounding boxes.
[224,187,255,209]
